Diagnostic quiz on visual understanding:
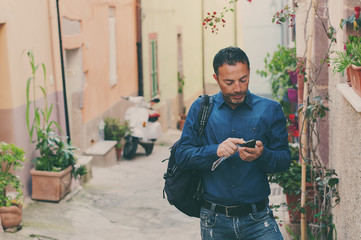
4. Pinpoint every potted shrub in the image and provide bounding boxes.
[0,142,26,229]
[257,45,298,116]
[104,117,130,160]
[268,145,315,223]
[25,50,86,202]
[332,34,361,97]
